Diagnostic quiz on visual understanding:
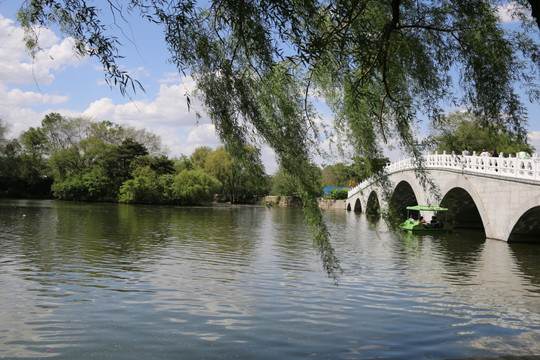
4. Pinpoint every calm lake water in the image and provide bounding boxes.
[0,199,539,359]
